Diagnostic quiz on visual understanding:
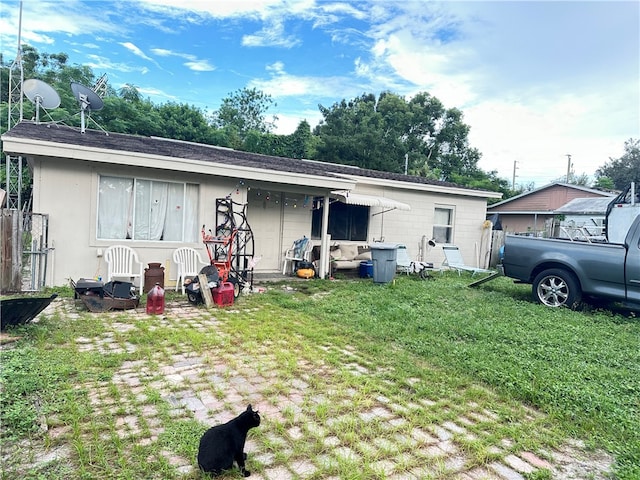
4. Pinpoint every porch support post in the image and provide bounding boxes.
[318,194,330,279]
